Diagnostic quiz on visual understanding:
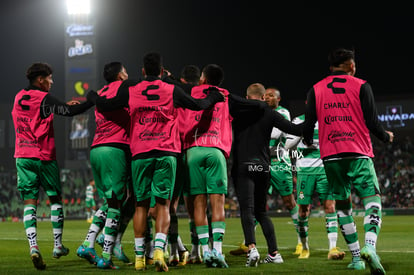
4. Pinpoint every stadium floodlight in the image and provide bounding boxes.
[66,0,91,15]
